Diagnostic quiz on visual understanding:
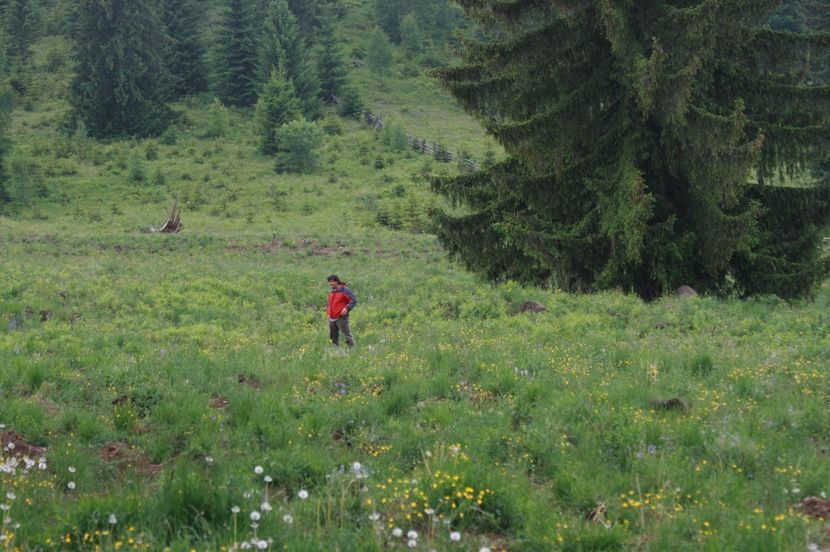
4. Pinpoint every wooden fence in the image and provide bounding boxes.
[364,111,479,172]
